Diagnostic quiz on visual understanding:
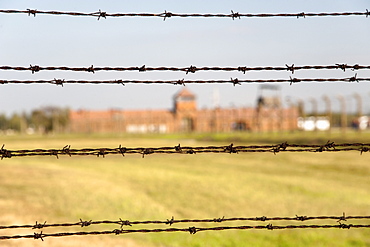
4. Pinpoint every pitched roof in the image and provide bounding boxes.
[174,88,196,99]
